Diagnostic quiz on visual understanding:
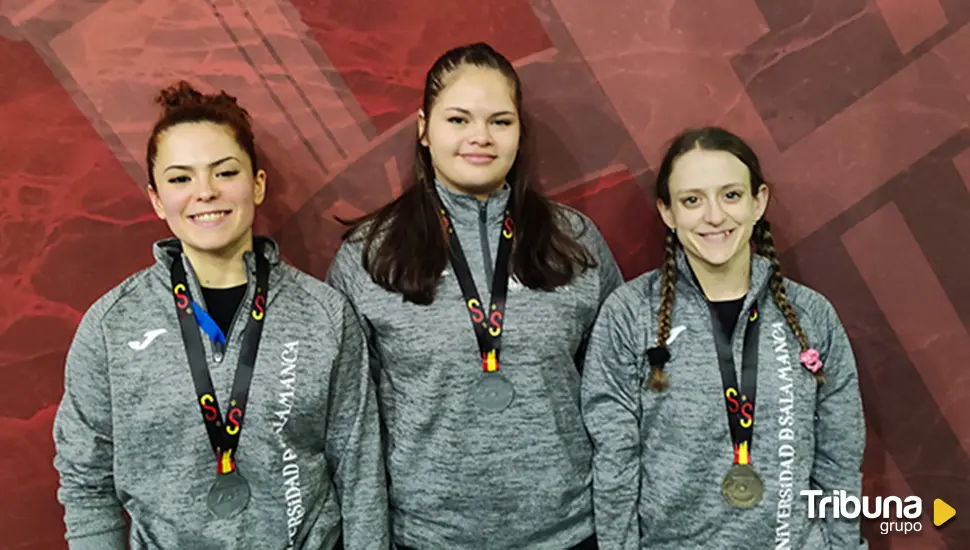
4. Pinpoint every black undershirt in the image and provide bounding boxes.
[201,284,247,339]
[686,263,748,341]
[710,296,746,342]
